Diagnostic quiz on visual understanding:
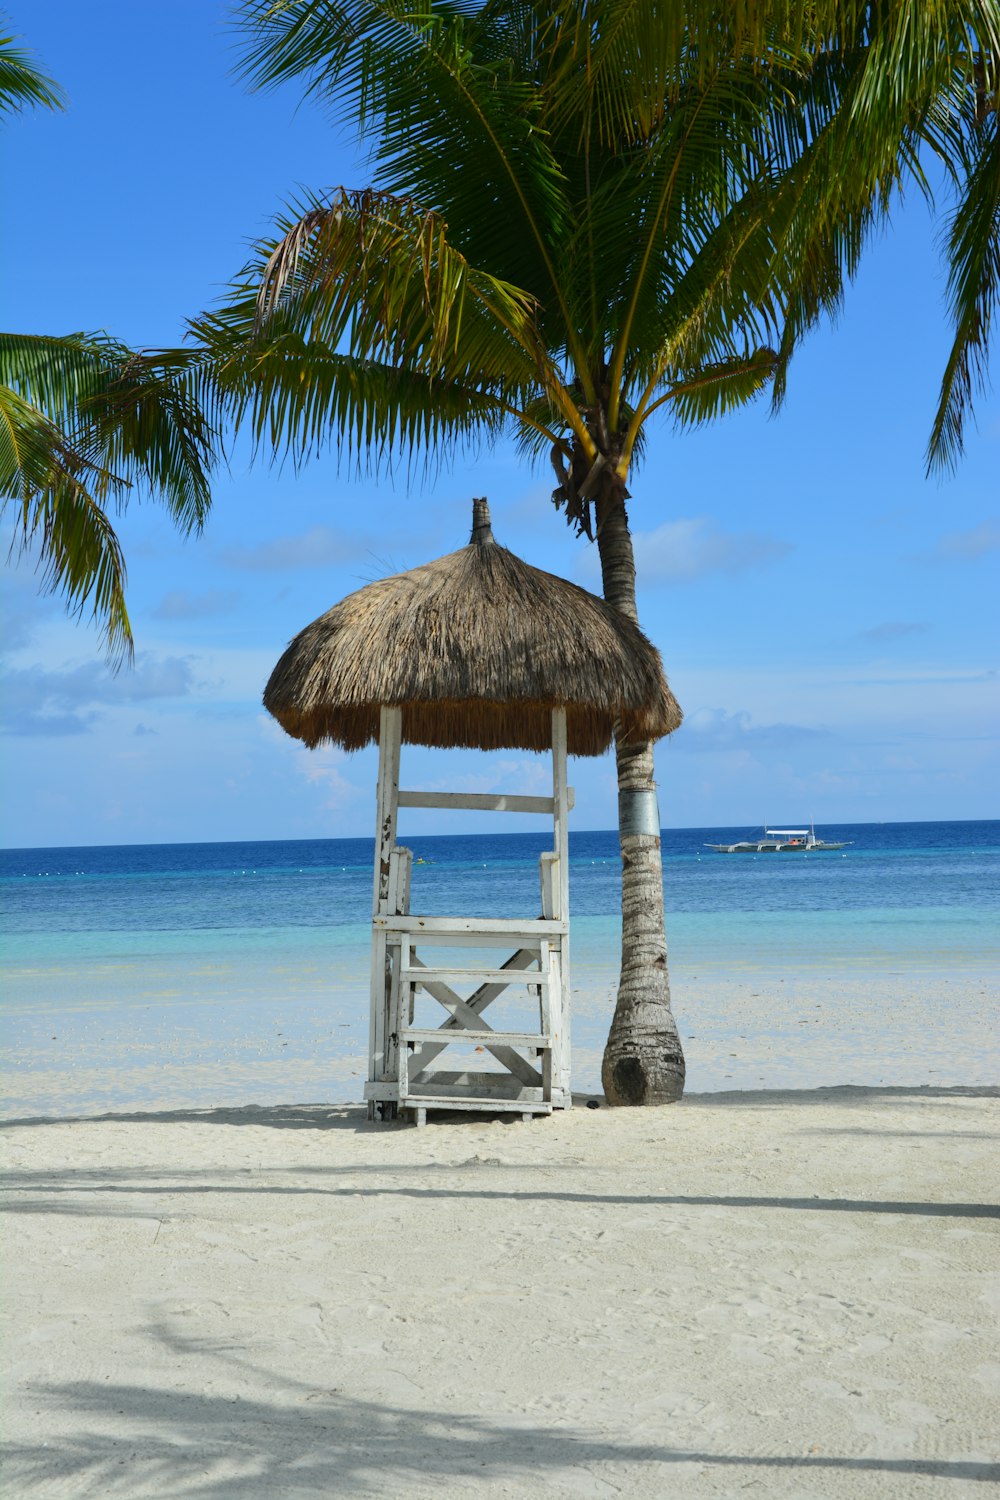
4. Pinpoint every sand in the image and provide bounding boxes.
[3,1084,998,1498]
